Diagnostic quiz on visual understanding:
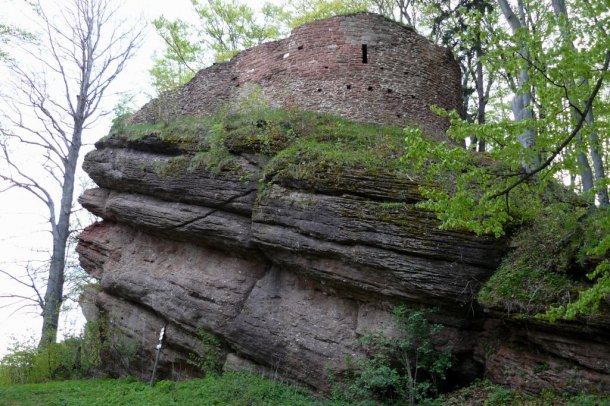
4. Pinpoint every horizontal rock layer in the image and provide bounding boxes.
[79,113,609,395]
